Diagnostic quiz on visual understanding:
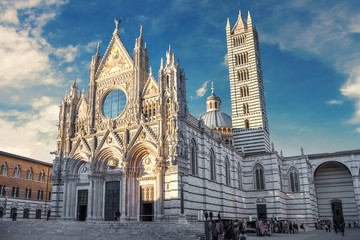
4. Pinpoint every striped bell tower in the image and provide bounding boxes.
[226,10,271,154]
